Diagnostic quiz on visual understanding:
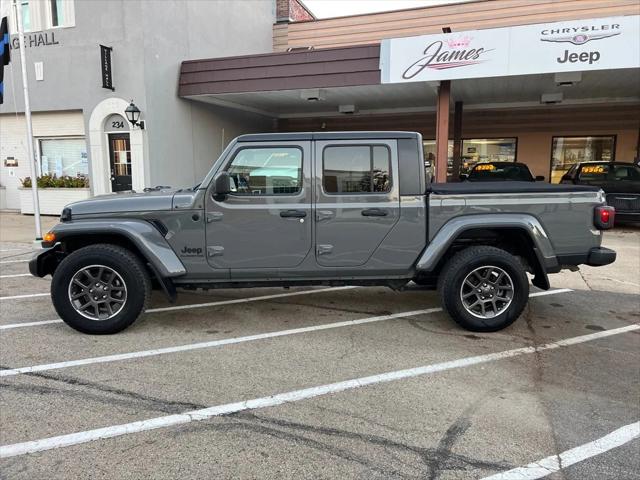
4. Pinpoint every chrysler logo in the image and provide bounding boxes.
[540,22,621,45]
[541,31,620,45]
